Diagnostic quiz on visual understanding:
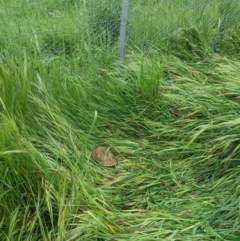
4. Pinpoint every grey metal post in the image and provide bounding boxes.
[118,0,129,59]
